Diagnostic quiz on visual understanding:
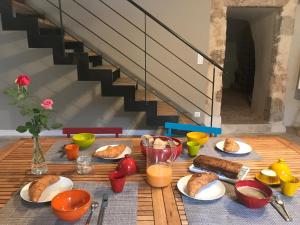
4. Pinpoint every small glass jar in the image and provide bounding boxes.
[76,155,93,174]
